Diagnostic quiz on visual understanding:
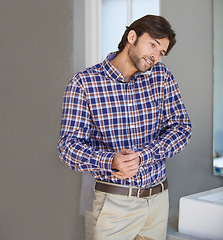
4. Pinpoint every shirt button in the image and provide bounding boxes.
[140,167,143,171]
[132,146,137,151]
[130,124,135,129]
